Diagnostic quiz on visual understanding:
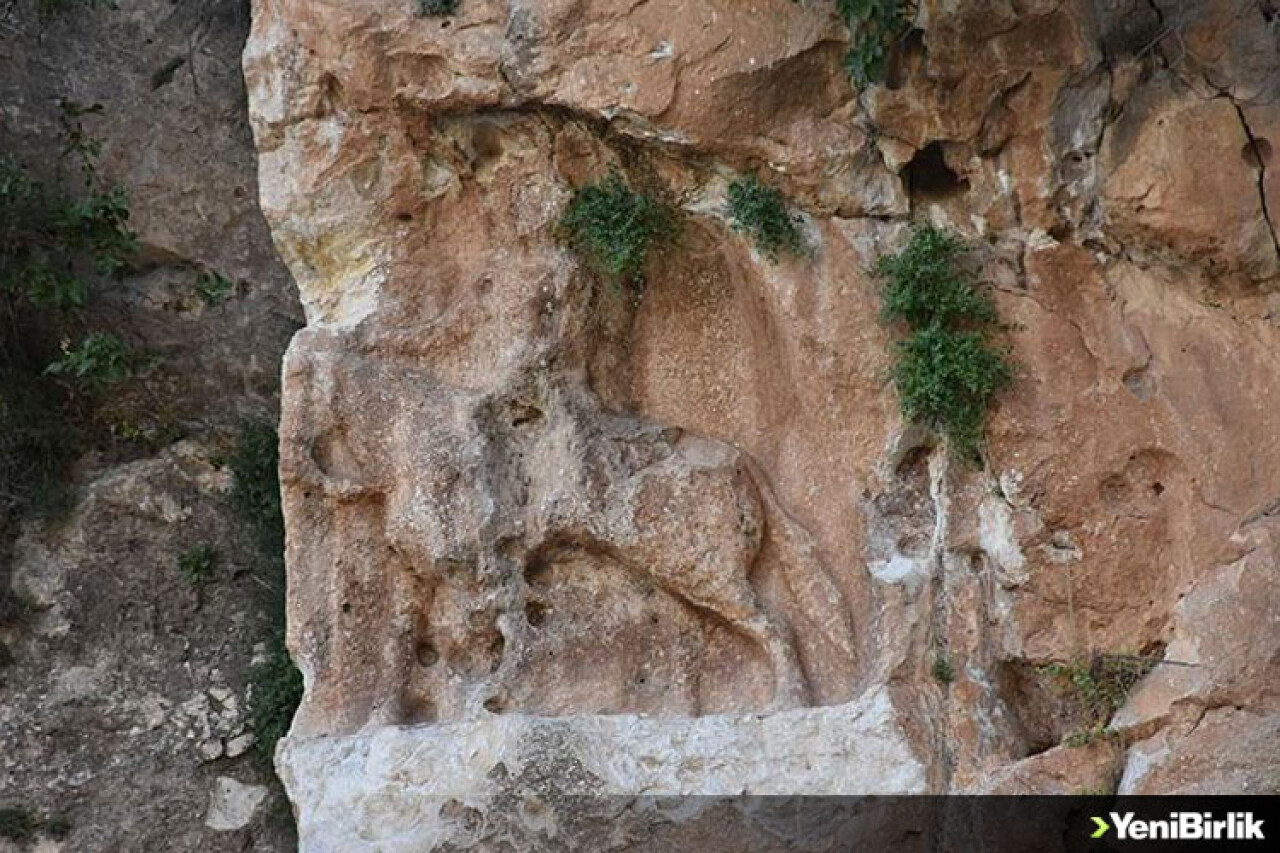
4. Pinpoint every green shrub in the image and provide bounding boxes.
[727,175,806,261]
[195,270,235,307]
[891,325,1011,459]
[877,226,997,329]
[836,0,908,87]
[1042,654,1156,730]
[227,420,302,765]
[557,174,676,288]
[931,653,955,684]
[177,544,219,585]
[1,101,138,311]
[1062,723,1116,749]
[42,815,71,841]
[418,0,459,15]
[228,421,285,559]
[250,635,304,766]
[1,101,139,522]
[1042,654,1156,747]
[44,332,147,391]
[0,807,38,844]
[877,226,1012,461]
[0,806,70,844]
